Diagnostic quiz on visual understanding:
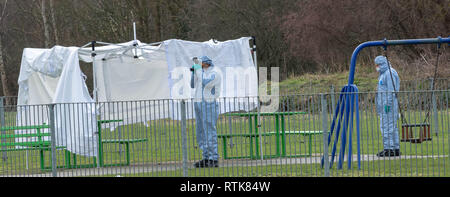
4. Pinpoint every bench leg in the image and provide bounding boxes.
[126,143,130,166]
[249,116,254,159]
[222,137,228,159]
[308,135,313,157]
[281,115,286,157]
[97,121,103,167]
[275,115,280,158]
[40,149,45,170]
[93,157,97,167]
[65,150,70,168]
[73,153,77,166]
